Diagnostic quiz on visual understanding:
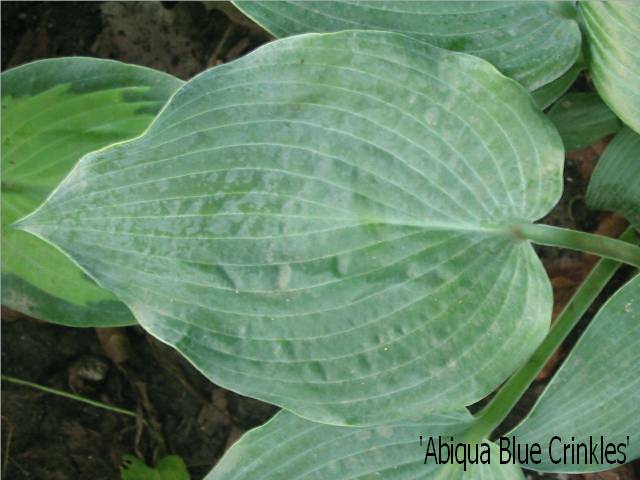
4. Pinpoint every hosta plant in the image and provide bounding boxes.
[1,1,639,478]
